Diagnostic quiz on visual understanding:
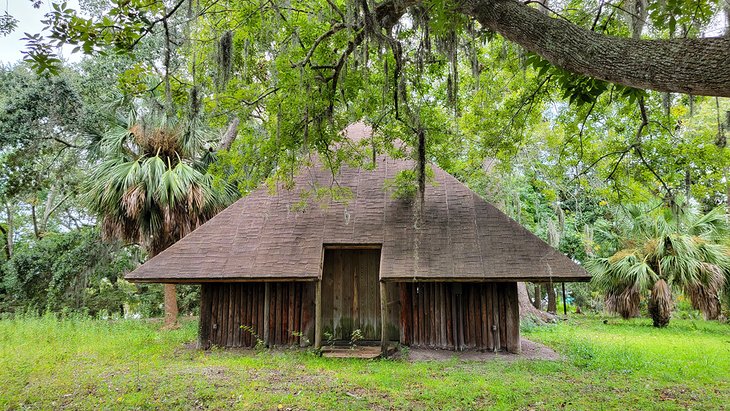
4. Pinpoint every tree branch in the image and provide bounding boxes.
[461,0,730,97]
